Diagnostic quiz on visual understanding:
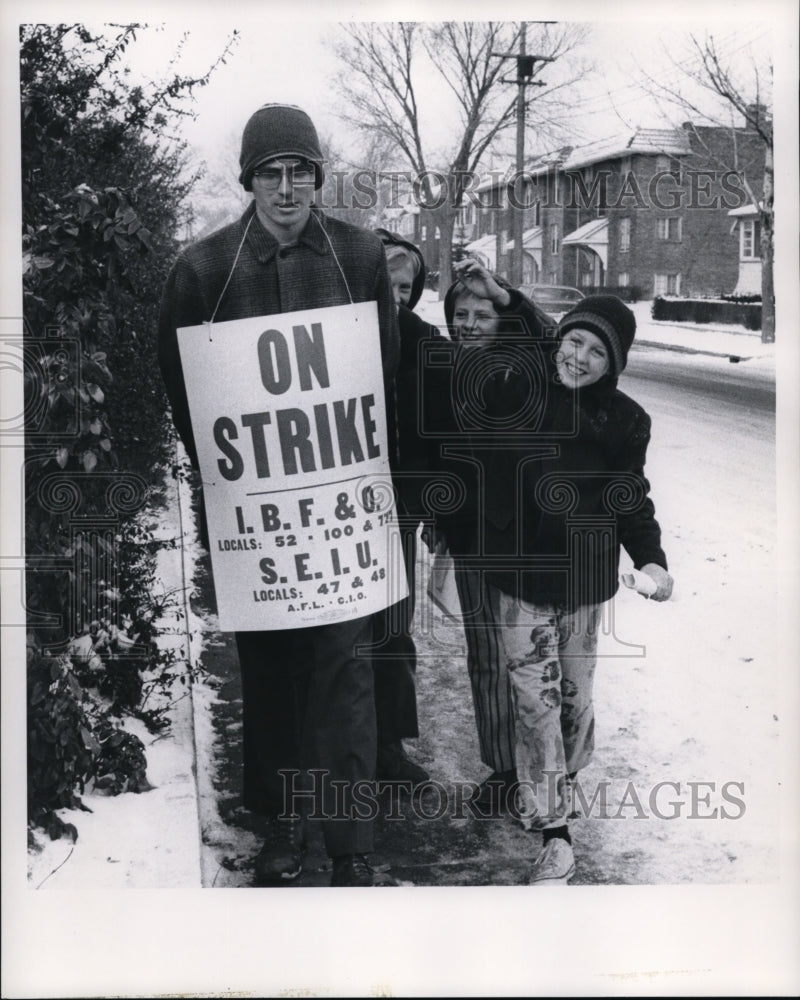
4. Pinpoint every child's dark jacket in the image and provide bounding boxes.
[437,298,668,609]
